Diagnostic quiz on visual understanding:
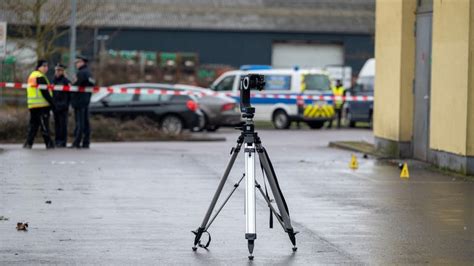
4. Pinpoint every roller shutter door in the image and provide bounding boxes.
[272,43,343,68]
